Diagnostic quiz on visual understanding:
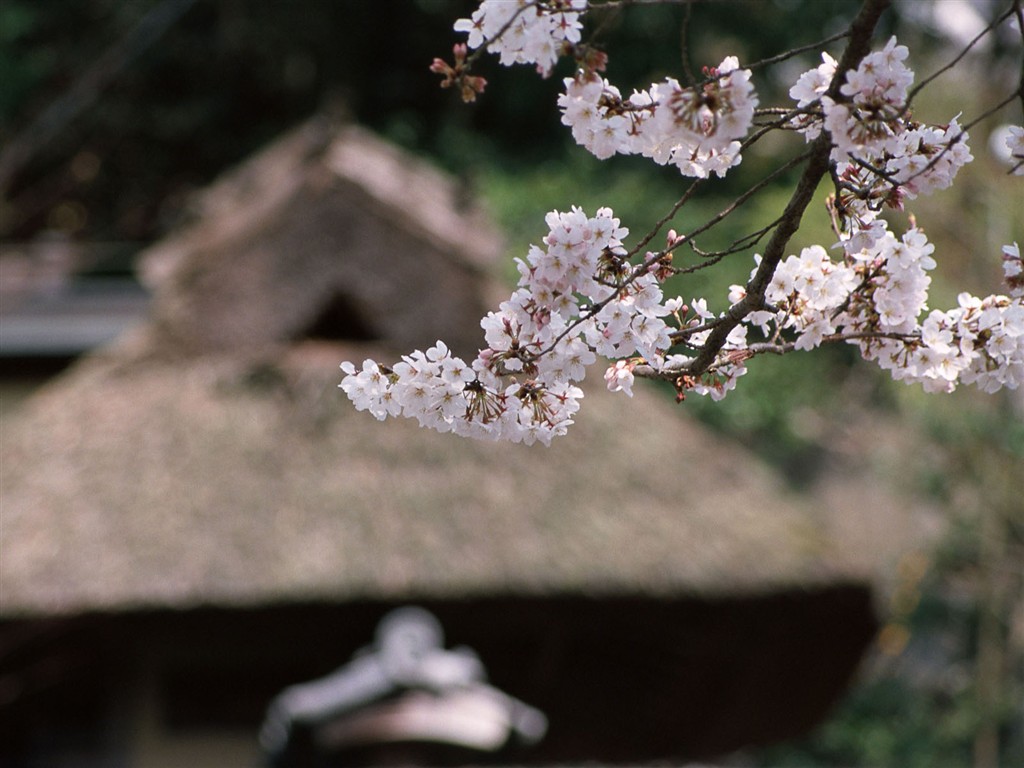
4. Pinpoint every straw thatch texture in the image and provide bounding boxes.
[137,117,502,359]
[0,337,857,617]
[0,115,891,620]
